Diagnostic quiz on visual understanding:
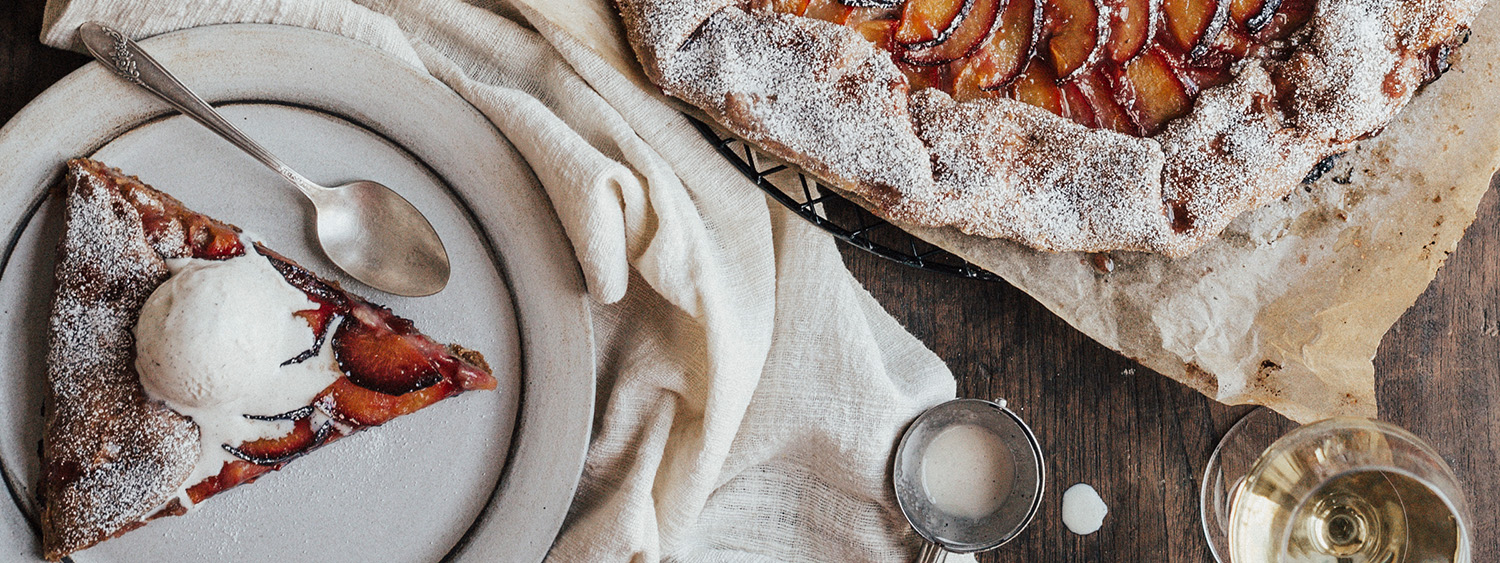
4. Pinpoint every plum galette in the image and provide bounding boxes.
[616,0,1483,255]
